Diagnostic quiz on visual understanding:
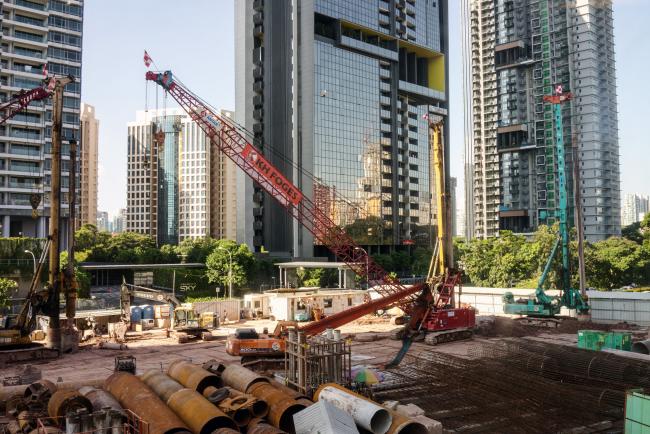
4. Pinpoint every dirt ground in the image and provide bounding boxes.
[0,315,609,385]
